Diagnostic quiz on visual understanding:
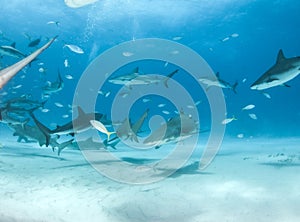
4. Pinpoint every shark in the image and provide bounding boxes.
[115,109,149,142]
[250,49,300,90]
[0,43,26,59]
[143,111,199,149]
[108,67,179,88]
[30,106,109,146]
[42,69,64,95]
[0,36,57,89]
[198,72,238,93]
[7,123,74,154]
